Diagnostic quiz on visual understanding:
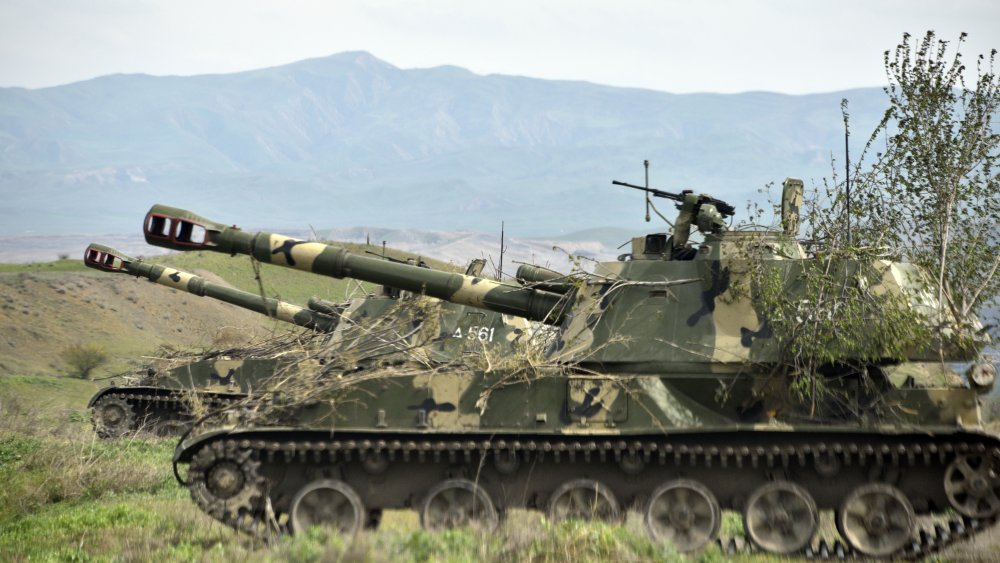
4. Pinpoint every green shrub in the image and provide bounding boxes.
[60,343,109,379]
